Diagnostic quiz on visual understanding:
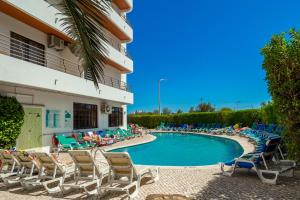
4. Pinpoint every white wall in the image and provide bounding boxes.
[0,84,128,151]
